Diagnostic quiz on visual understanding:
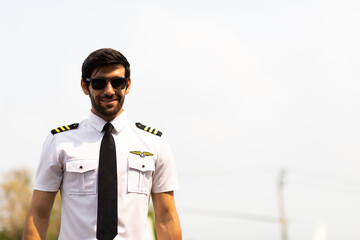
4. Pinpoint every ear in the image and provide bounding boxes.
[125,78,131,95]
[81,79,89,95]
